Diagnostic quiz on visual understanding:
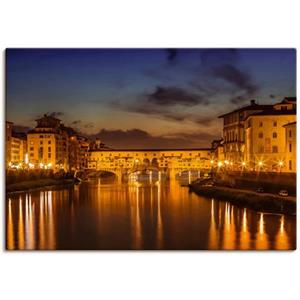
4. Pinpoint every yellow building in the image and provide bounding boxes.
[88,149,212,173]
[244,110,296,172]
[218,100,273,167]
[10,133,27,165]
[6,121,13,166]
[283,121,296,172]
[27,115,69,170]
